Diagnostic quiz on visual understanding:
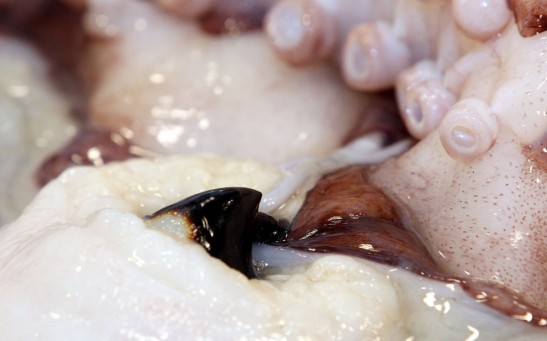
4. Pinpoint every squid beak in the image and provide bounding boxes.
[145,187,287,278]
